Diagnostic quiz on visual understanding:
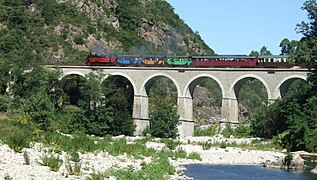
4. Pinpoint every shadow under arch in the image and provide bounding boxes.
[230,74,271,100]
[141,73,180,97]
[274,75,307,99]
[59,74,87,106]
